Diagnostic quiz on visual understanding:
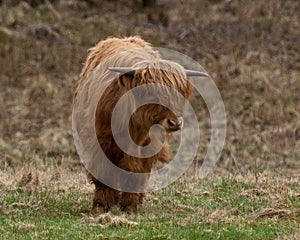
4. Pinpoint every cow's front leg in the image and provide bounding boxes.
[91,180,120,215]
[120,192,140,213]
[118,157,151,213]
